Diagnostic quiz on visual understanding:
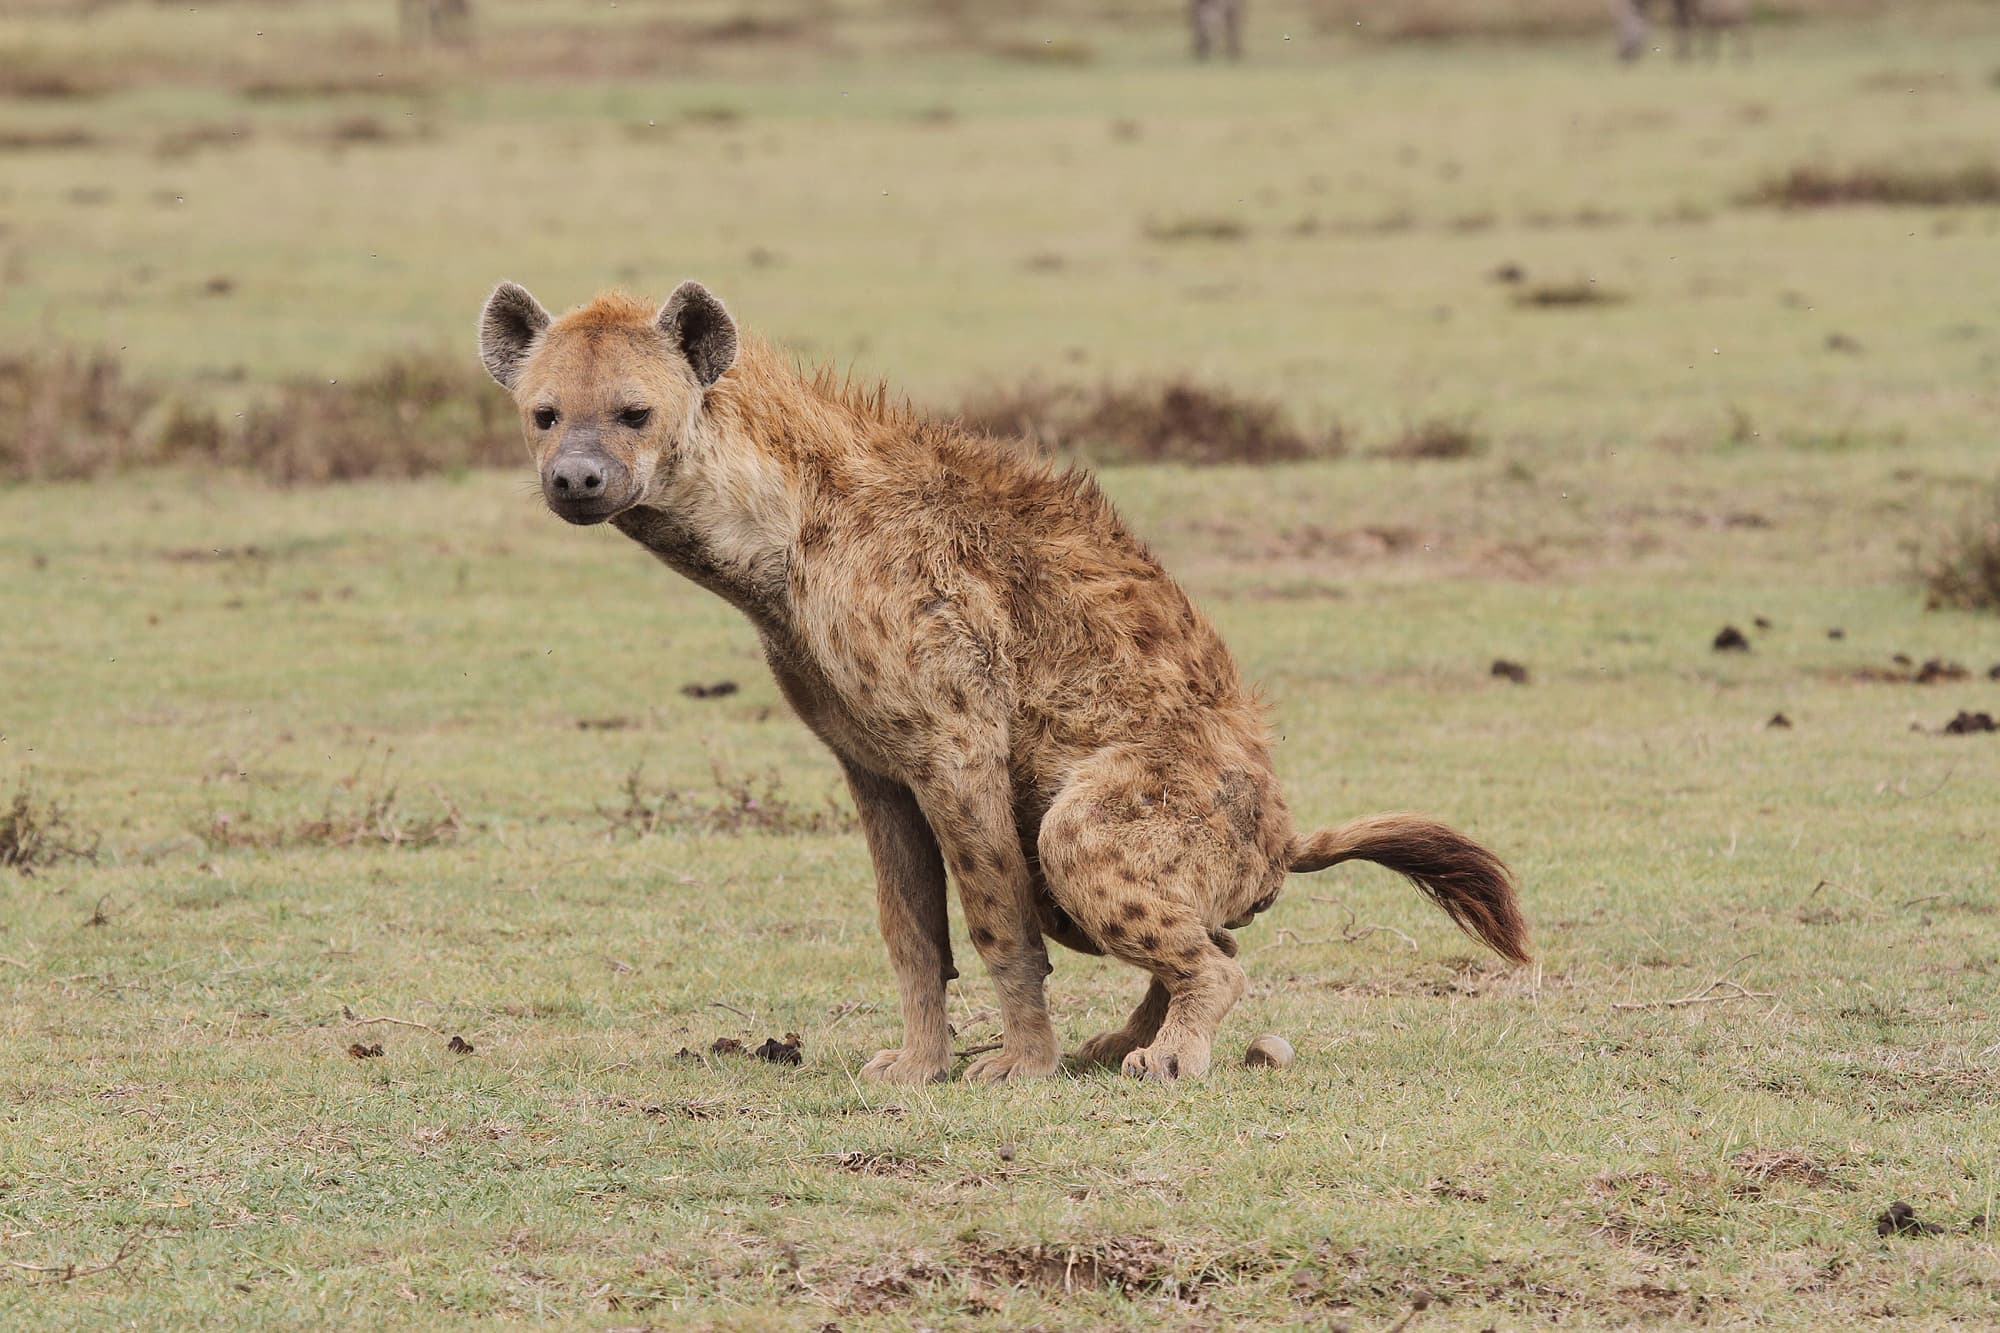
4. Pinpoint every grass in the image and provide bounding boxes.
[3,0,2000,1326]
